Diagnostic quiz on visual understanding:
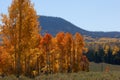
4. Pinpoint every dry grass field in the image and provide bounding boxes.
[0,62,120,80]
[89,62,120,72]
